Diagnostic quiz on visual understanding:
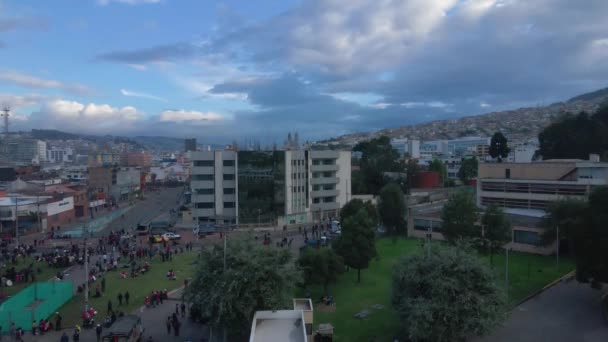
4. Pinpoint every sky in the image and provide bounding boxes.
[1,0,608,144]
